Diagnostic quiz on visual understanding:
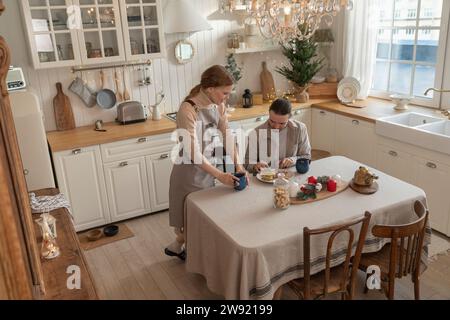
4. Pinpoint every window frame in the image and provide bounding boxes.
[369,0,450,108]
